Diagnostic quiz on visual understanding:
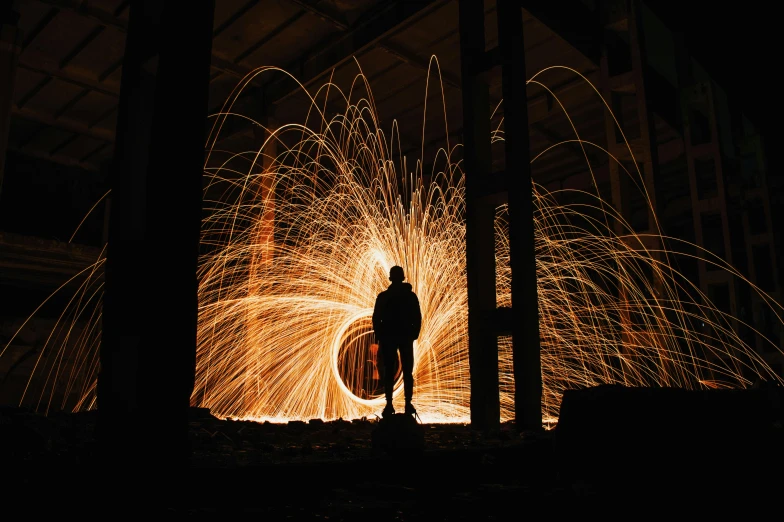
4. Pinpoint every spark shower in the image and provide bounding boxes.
[3,59,783,424]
